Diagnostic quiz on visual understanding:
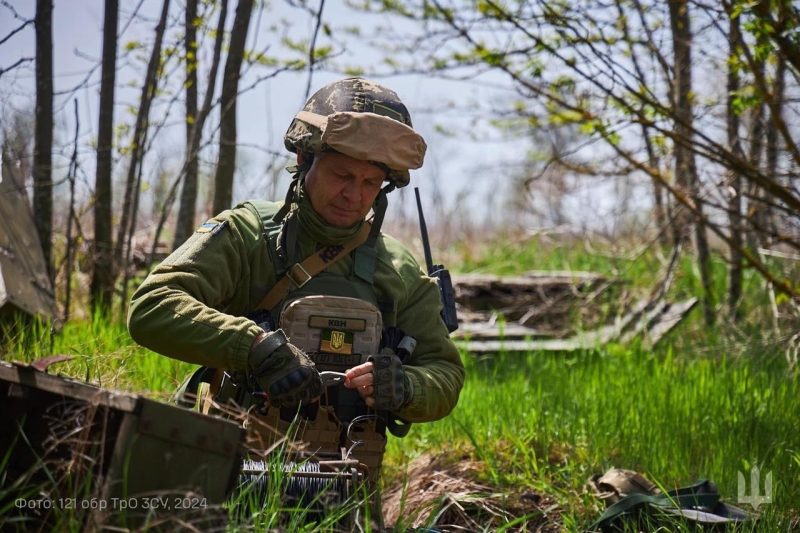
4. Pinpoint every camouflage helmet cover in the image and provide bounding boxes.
[284,77,426,187]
